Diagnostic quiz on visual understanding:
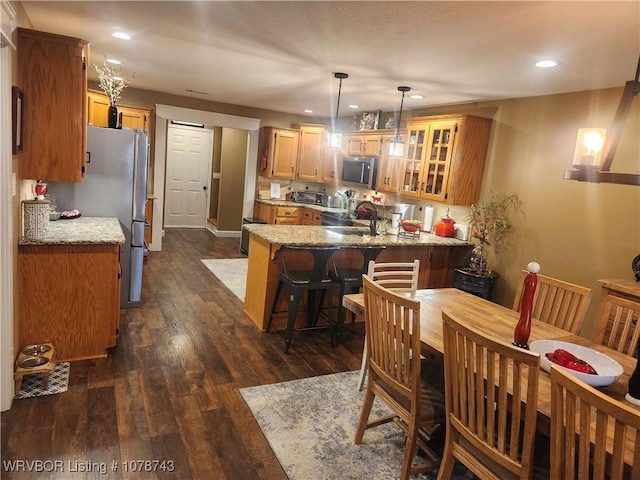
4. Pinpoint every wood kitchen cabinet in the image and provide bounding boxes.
[401,115,491,205]
[322,144,343,183]
[87,90,152,130]
[254,202,300,224]
[259,127,299,179]
[295,124,325,182]
[18,28,89,182]
[18,243,121,361]
[301,207,323,225]
[345,132,383,157]
[376,134,404,194]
